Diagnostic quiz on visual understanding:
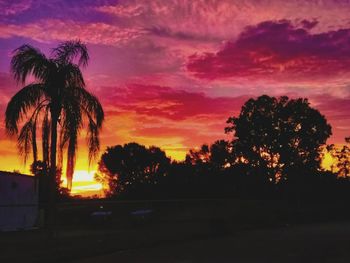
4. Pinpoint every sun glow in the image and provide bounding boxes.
[62,170,104,197]
[321,152,335,171]
[72,170,97,182]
